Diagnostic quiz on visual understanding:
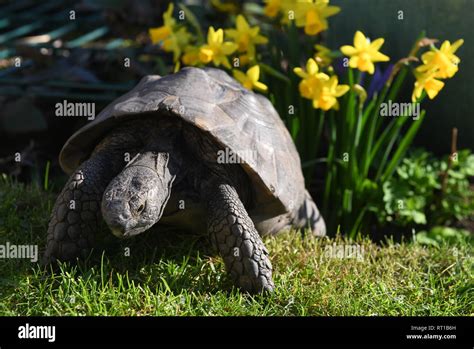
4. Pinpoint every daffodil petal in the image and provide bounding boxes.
[371,51,390,62]
[207,27,216,43]
[306,58,319,75]
[354,31,367,49]
[341,45,357,56]
[348,56,359,68]
[412,82,423,102]
[221,42,238,55]
[199,47,214,63]
[215,28,224,44]
[450,39,464,53]
[370,38,385,51]
[254,35,269,44]
[221,57,231,69]
[372,52,390,62]
[294,67,307,78]
[440,40,450,52]
[426,78,444,99]
[247,65,260,82]
[254,81,268,92]
[250,27,260,37]
[420,51,435,65]
[321,5,341,17]
[366,62,375,74]
[317,73,330,81]
[225,29,238,38]
[236,15,249,31]
[336,84,350,96]
[233,69,248,83]
[149,26,171,43]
